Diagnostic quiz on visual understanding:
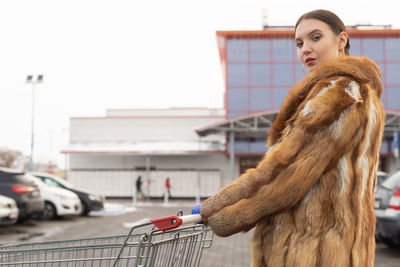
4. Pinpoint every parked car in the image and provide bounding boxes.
[0,168,44,221]
[25,174,82,220]
[375,170,400,248]
[0,195,19,225]
[31,172,104,216]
